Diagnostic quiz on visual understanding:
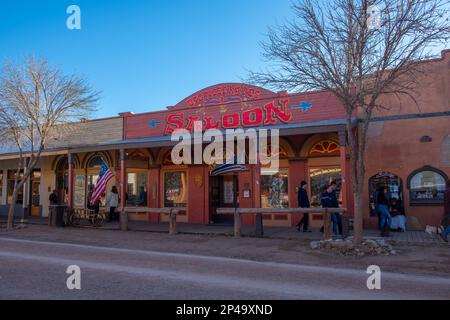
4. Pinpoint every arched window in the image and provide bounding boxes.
[407,166,448,205]
[87,155,103,168]
[309,140,340,156]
